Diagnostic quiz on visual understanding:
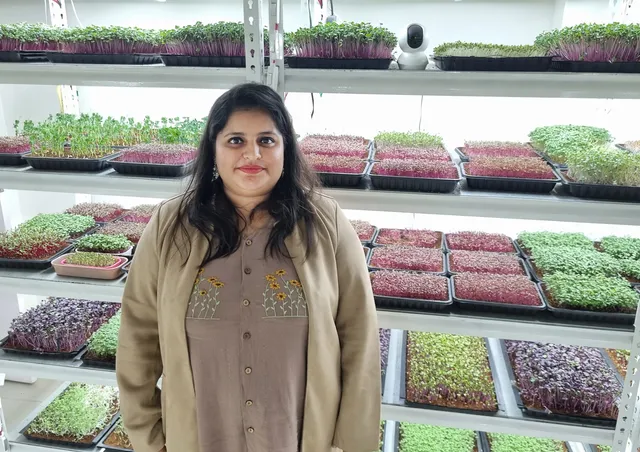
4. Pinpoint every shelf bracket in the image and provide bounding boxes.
[267,0,285,96]
[612,306,640,452]
[48,0,80,115]
[244,0,265,84]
